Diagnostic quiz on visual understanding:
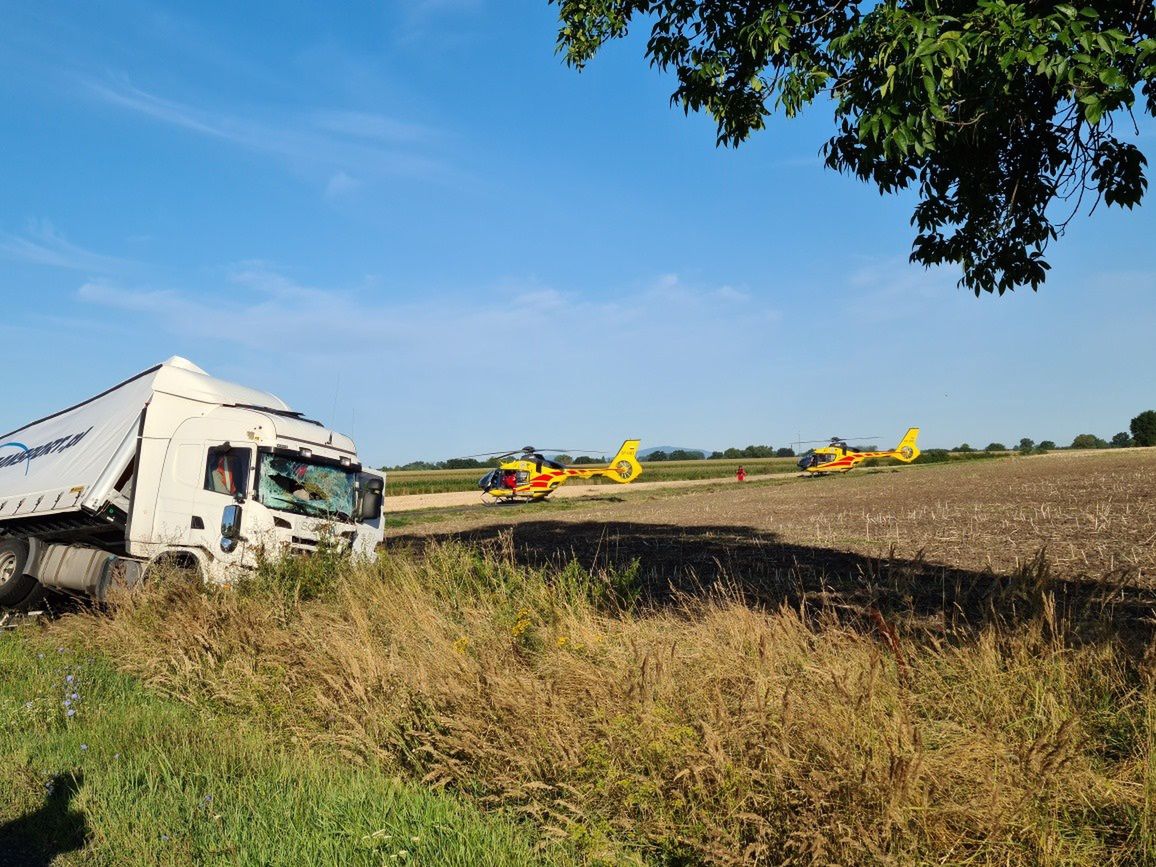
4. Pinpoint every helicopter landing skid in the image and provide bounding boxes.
[482,491,536,506]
